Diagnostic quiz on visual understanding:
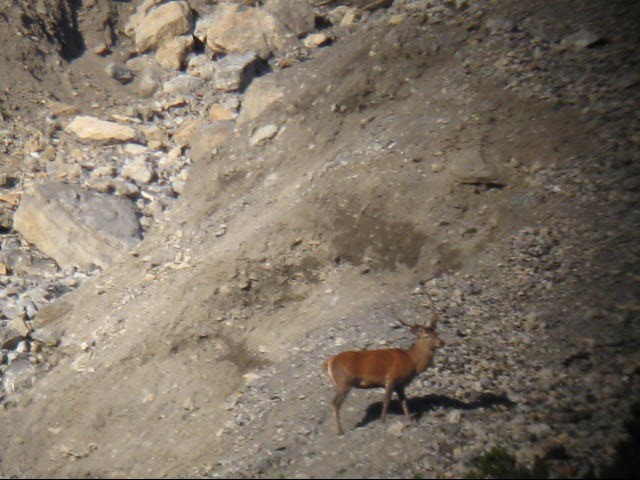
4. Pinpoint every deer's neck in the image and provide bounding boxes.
[407,339,436,374]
